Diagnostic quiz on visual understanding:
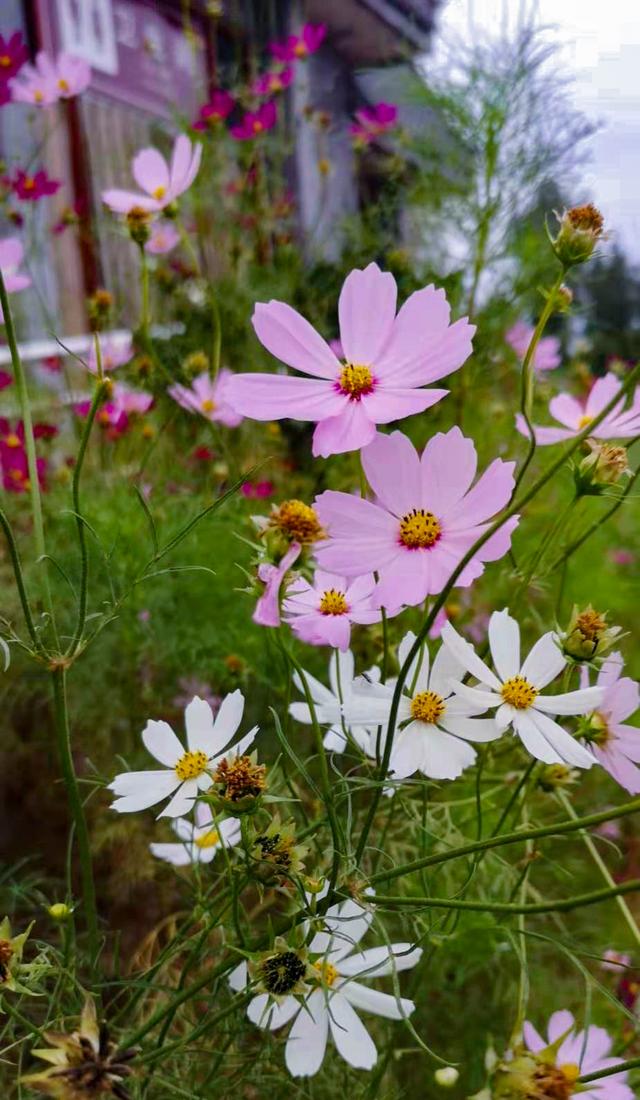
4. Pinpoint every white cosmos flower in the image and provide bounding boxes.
[289,648,381,753]
[441,610,602,768]
[344,631,501,780]
[108,691,257,818]
[229,897,421,1078]
[150,803,241,866]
